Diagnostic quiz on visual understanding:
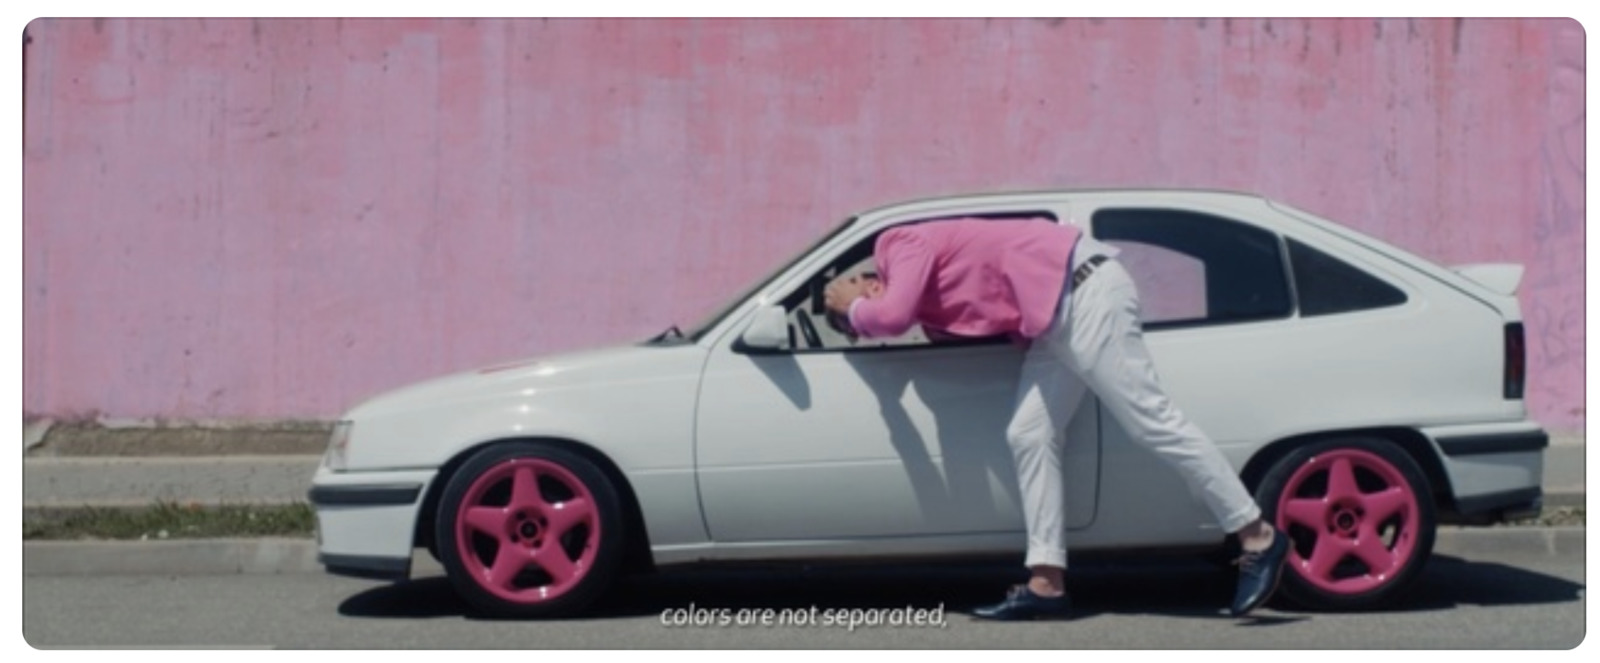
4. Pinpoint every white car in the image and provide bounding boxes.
[309,190,1547,618]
